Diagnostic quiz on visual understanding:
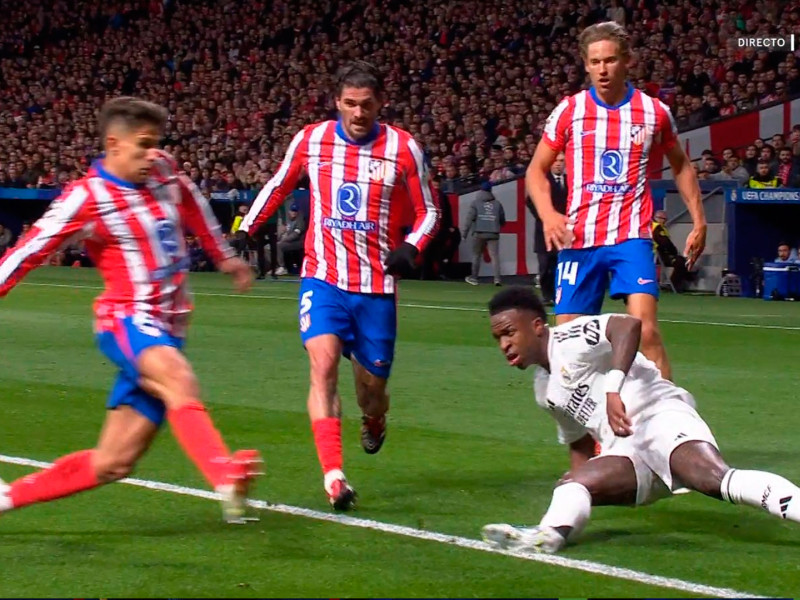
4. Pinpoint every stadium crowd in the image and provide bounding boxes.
[0,0,798,196]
